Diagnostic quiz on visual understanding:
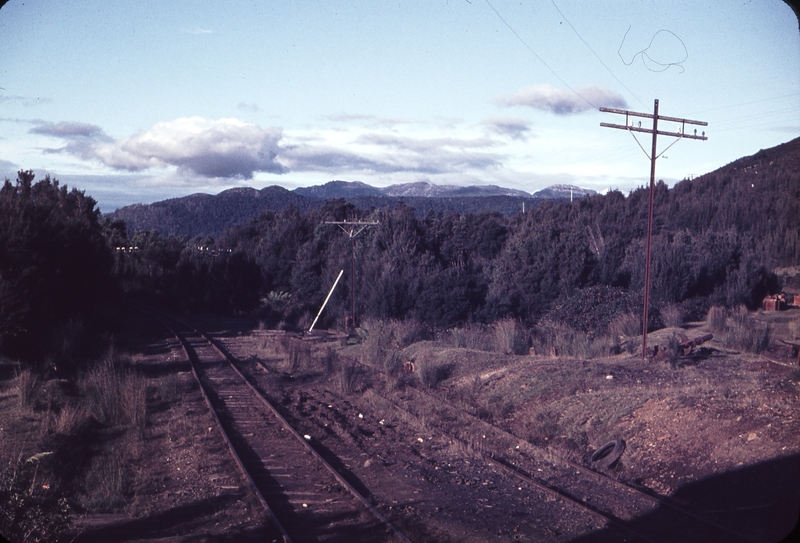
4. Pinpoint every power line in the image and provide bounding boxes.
[600,100,708,360]
[549,0,646,108]
[483,0,599,110]
[689,92,800,115]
